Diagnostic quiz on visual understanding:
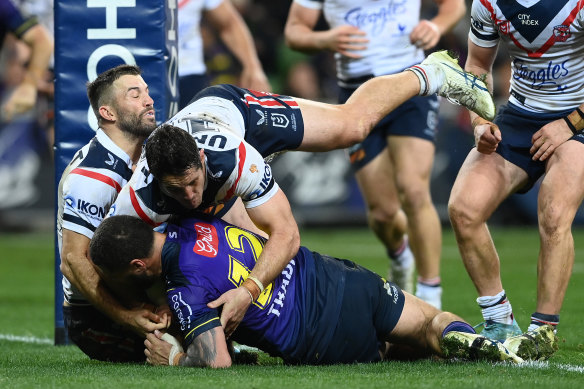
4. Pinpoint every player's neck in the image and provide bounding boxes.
[101,125,146,164]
